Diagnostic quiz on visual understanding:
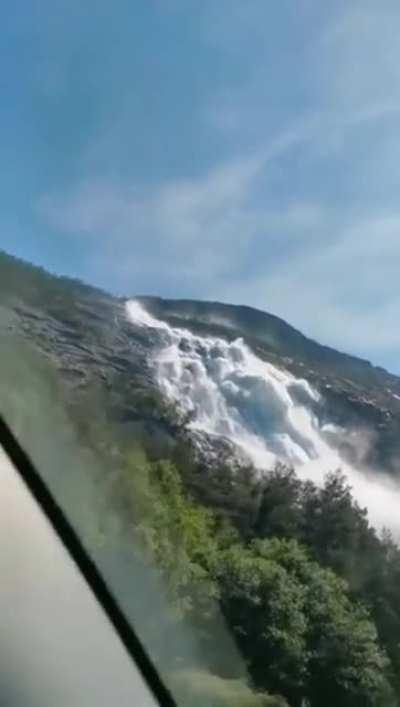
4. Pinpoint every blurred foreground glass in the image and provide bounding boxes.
[0,265,262,706]
[0,445,157,707]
